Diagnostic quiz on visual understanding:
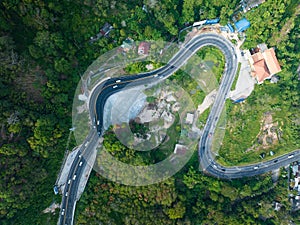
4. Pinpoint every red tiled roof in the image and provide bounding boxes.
[263,48,281,75]
[251,47,281,83]
[252,52,264,63]
[138,42,150,55]
[253,59,270,83]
